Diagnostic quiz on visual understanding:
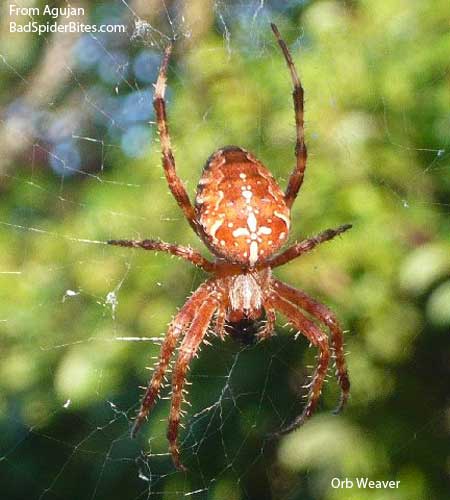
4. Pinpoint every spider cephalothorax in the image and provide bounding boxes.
[108,24,351,471]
